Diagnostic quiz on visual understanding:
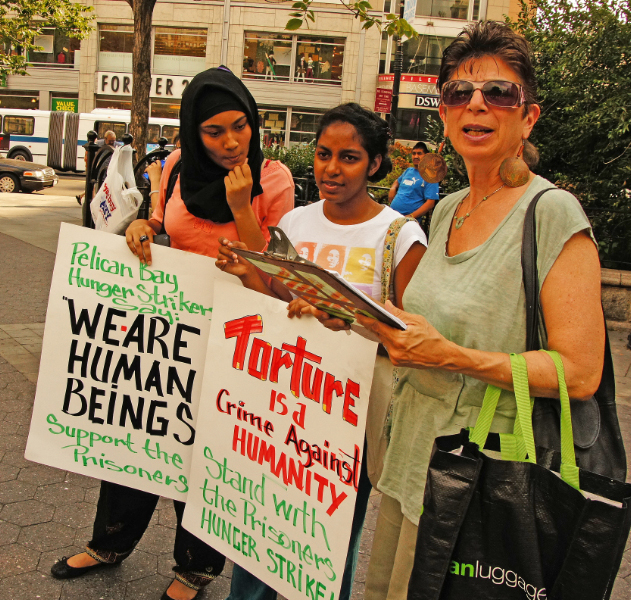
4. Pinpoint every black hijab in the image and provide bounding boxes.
[179,66,264,223]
